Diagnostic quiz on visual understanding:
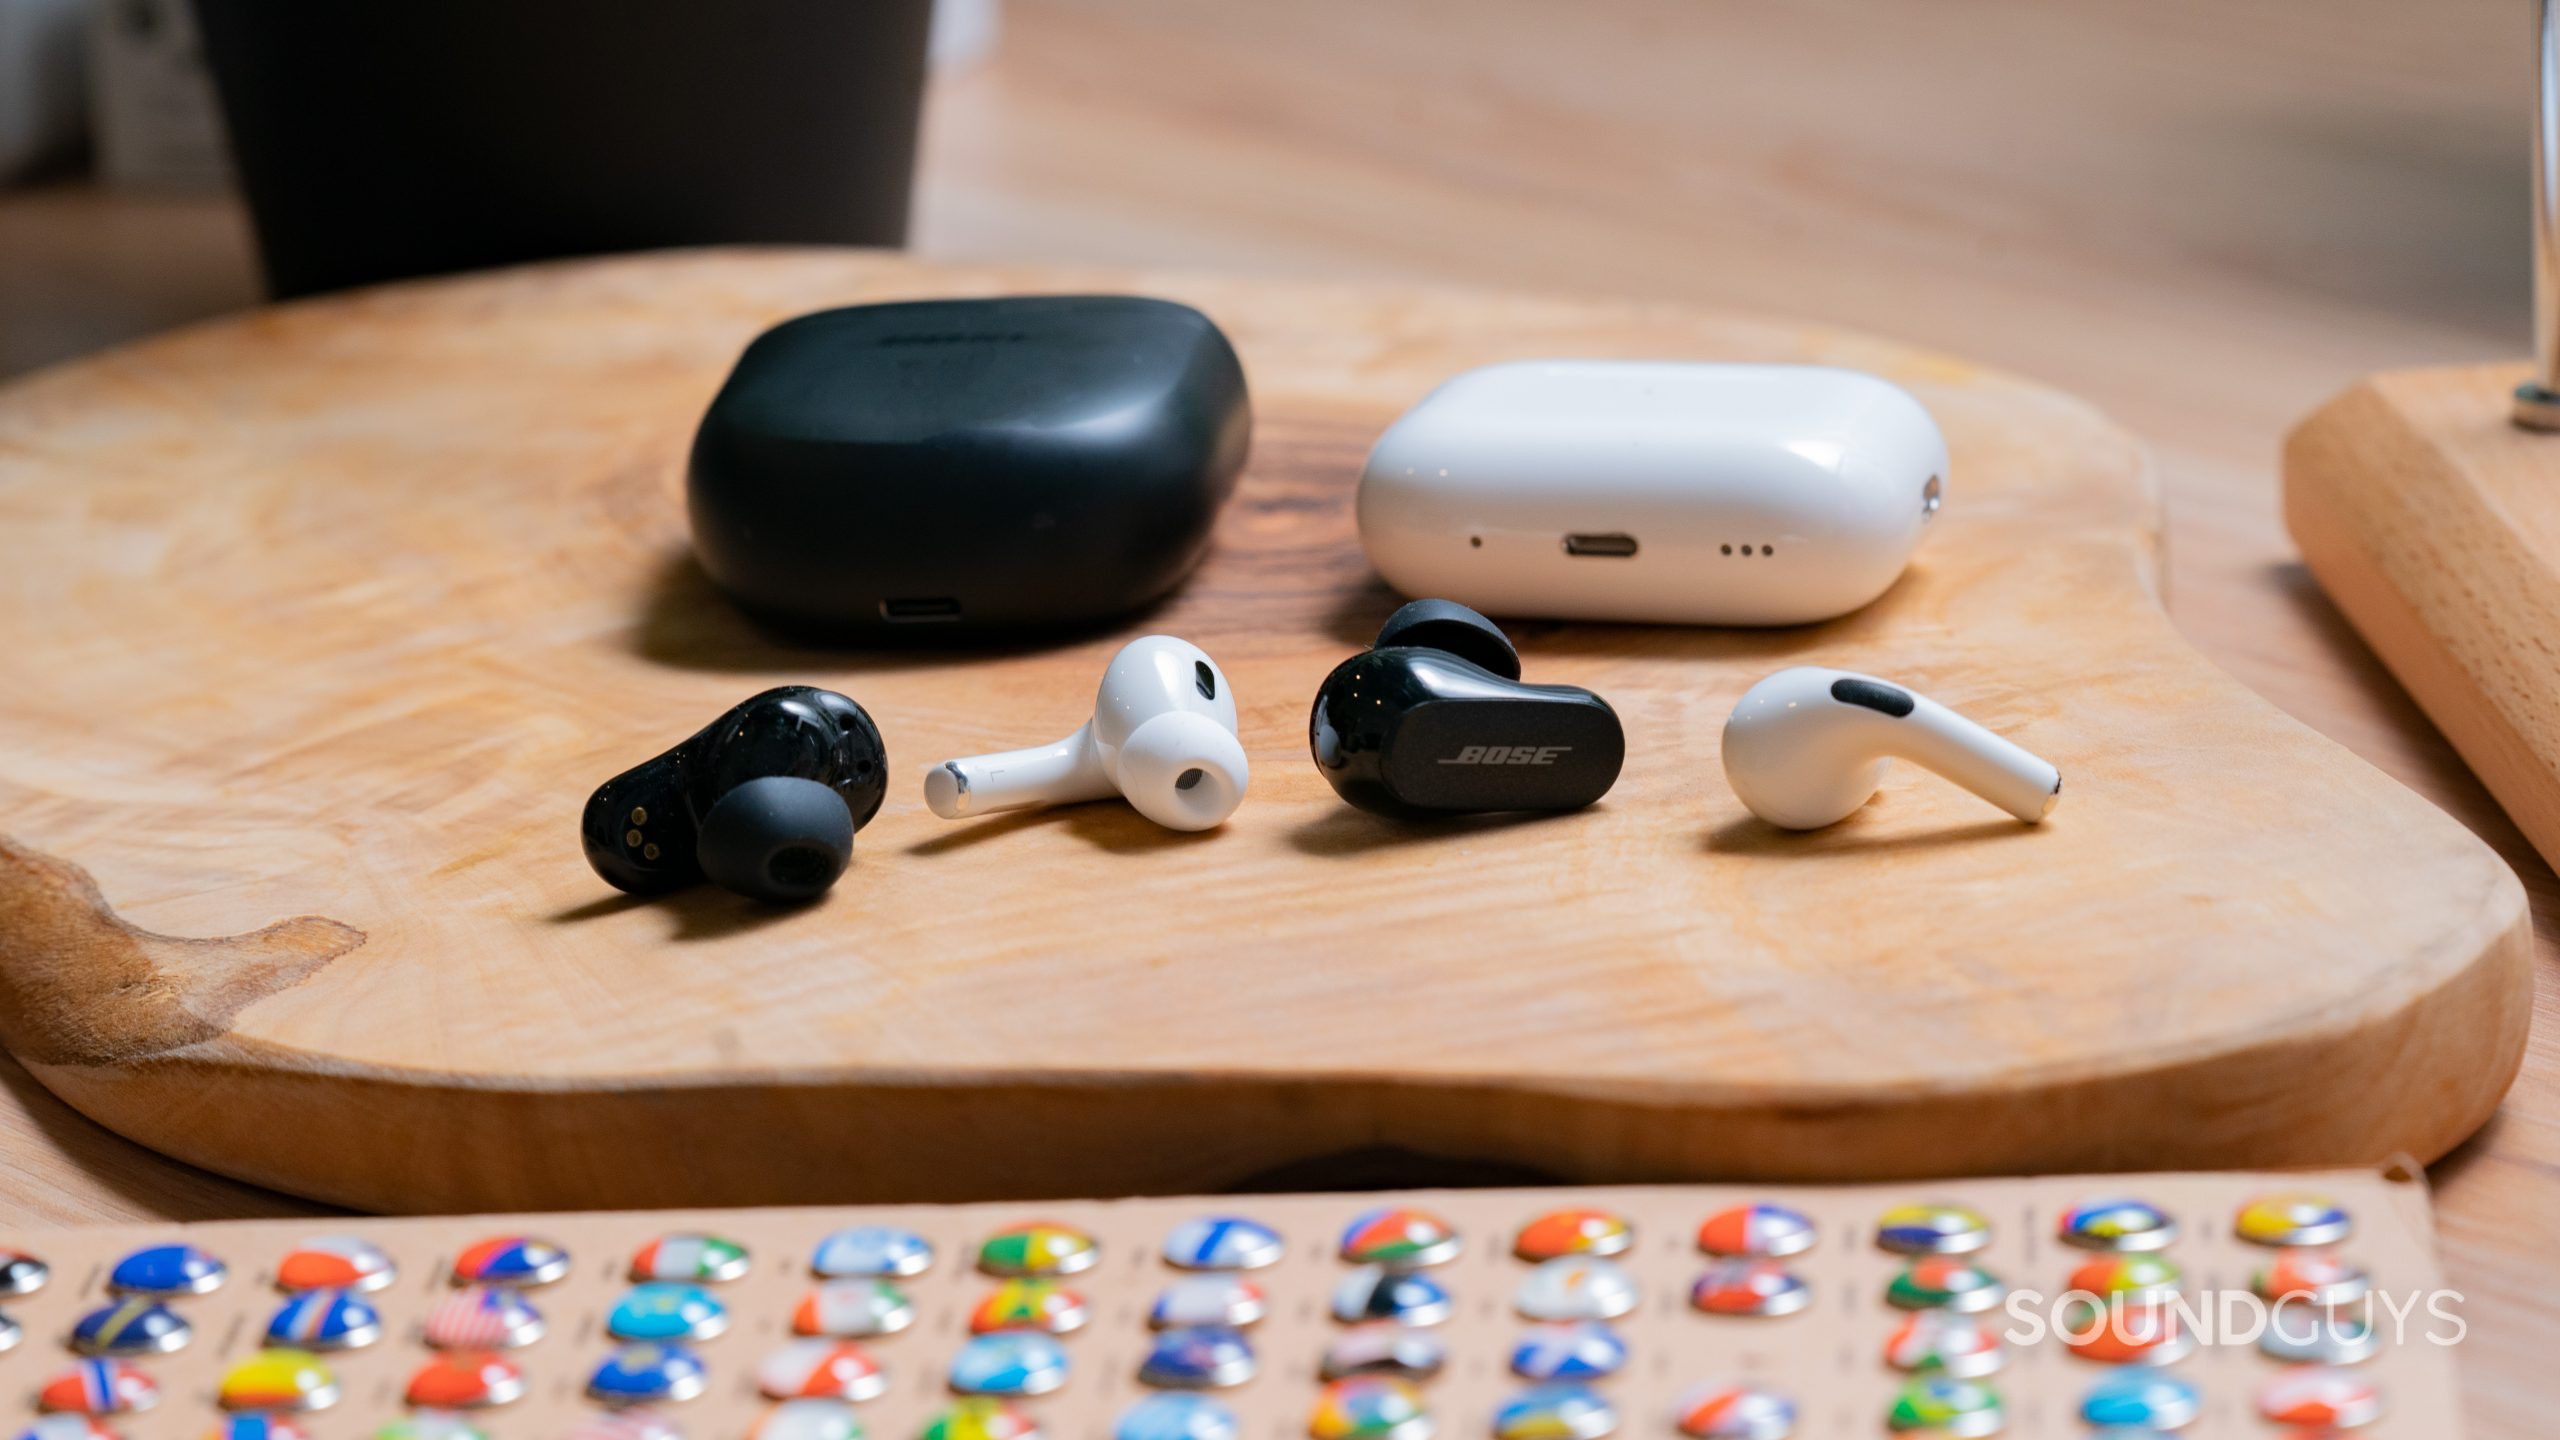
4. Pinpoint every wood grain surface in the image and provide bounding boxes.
[0,250,2530,1219]
[2,2,2557,1435]
[2286,364,2560,878]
